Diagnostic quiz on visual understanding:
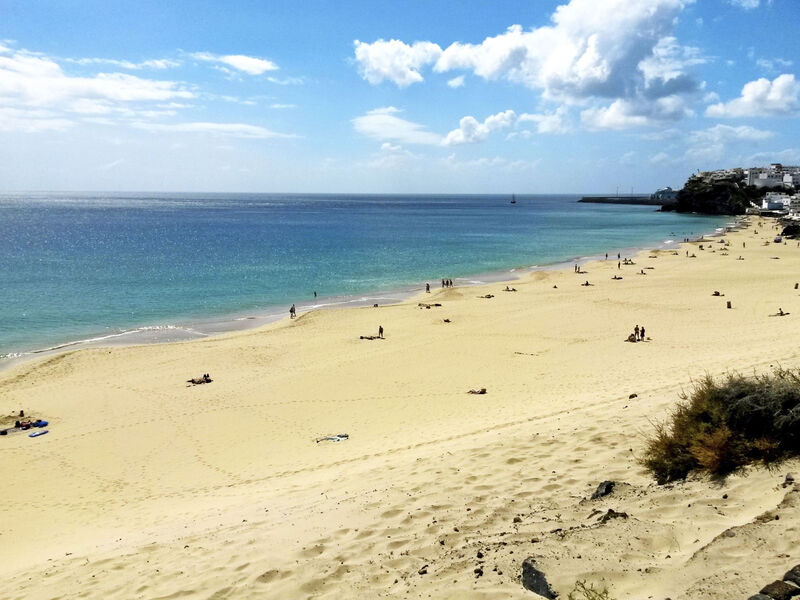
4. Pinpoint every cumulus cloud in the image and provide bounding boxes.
[352,0,702,128]
[190,52,278,75]
[132,121,294,139]
[706,74,800,117]
[351,107,442,145]
[581,95,692,130]
[353,39,442,87]
[442,110,516,145]
[447,75,465,88]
